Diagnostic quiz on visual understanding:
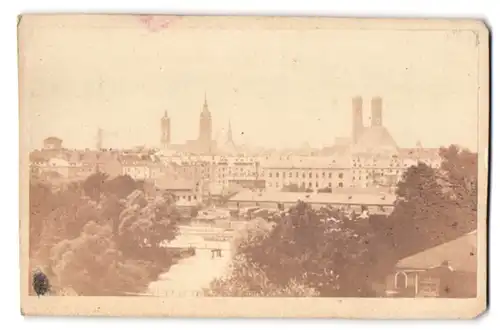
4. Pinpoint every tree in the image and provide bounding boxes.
[206,217,319,297]
[209,202,374,297]
[29,172,187,296]
[29,180,55,254]
[104,175,139,199]
[117,190,180,253]
[207,145,479,298]
[205,254,319,297]
[49,222,151,295]
[387,146,478,260]
[100,194,125,234]
[438,145,477,226]
[82,171,109,202]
